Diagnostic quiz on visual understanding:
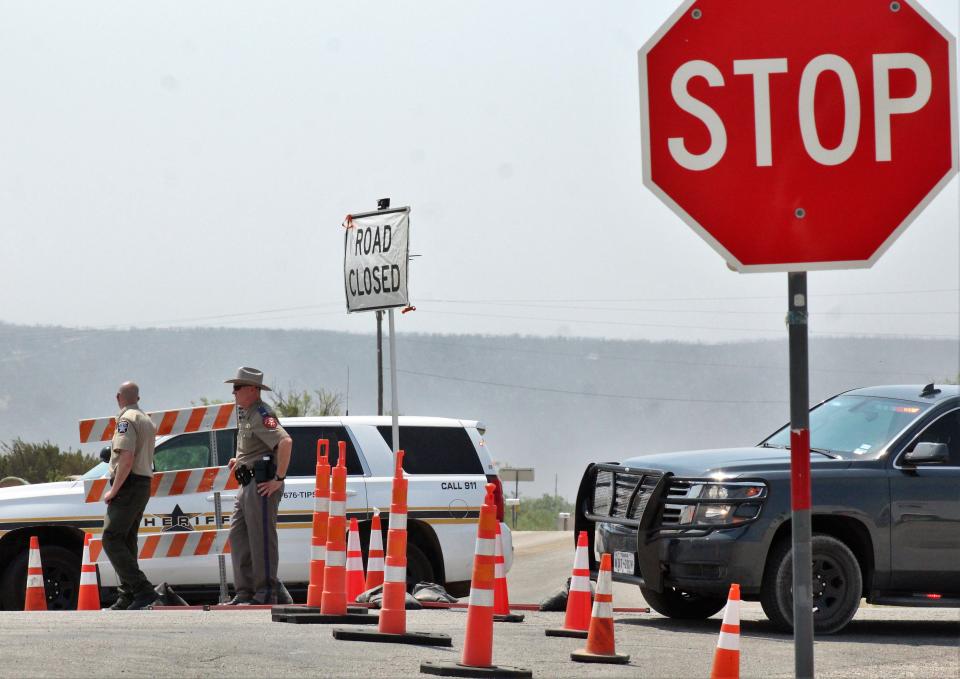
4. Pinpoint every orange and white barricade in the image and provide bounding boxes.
[420,484,529,677]
[84,465,239,504]
[571,553,630,664]
[79,403,236,443]
[89,529,231,562]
